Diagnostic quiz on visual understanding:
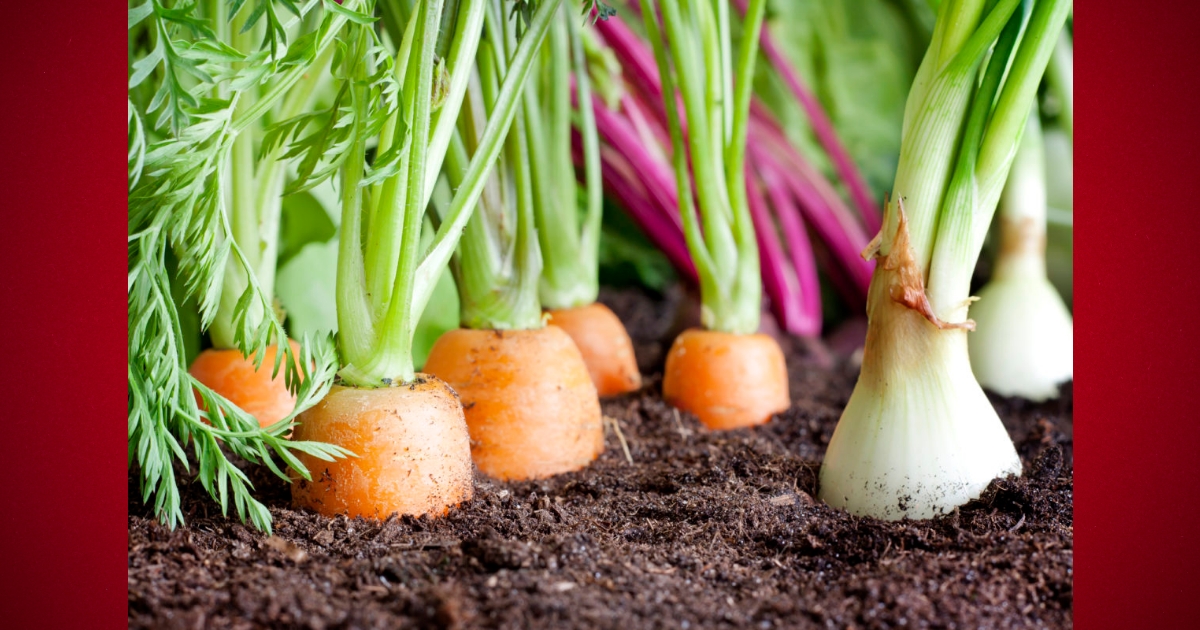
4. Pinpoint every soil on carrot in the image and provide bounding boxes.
[129,287,1073,630]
